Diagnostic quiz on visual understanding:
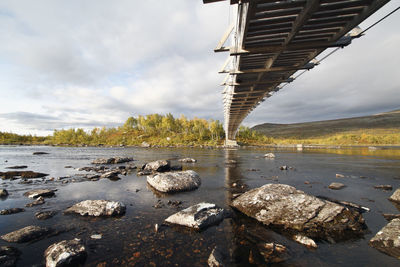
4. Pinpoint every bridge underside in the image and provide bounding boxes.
[205,0,390,141]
